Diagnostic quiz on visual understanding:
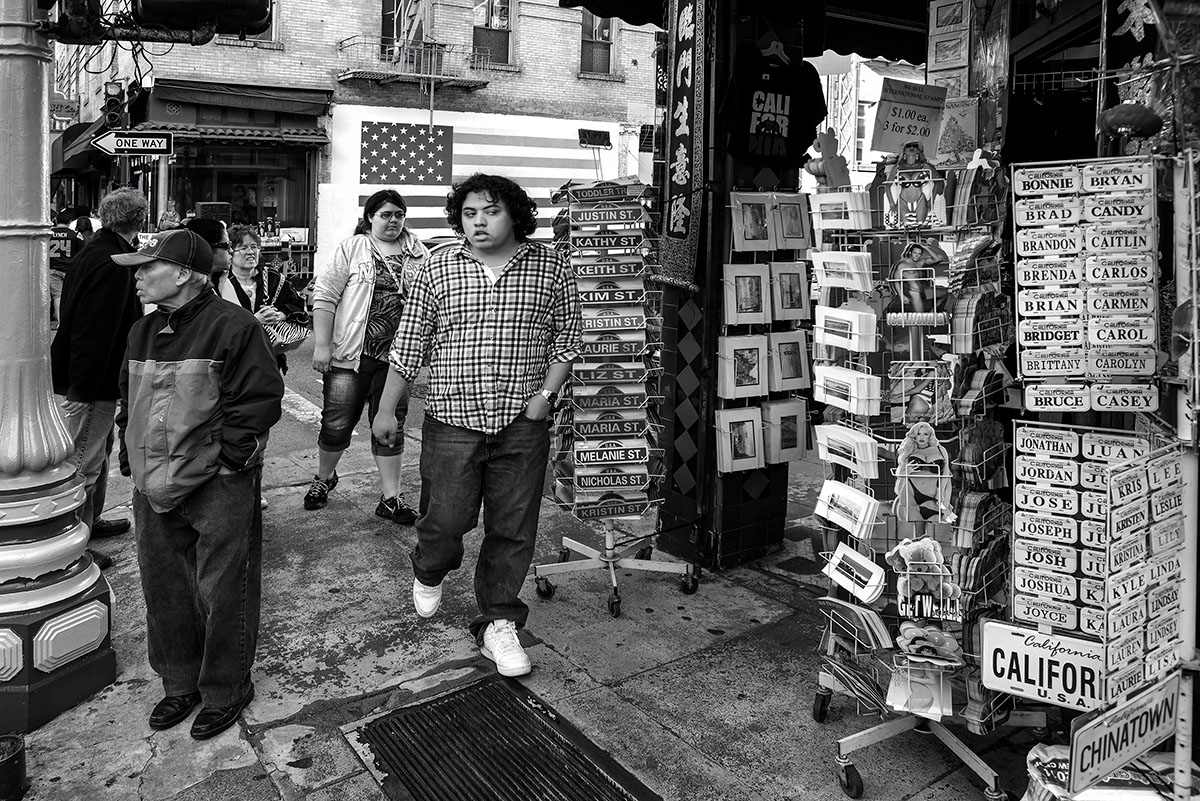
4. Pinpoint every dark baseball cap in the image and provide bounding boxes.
[112,228,214,274]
